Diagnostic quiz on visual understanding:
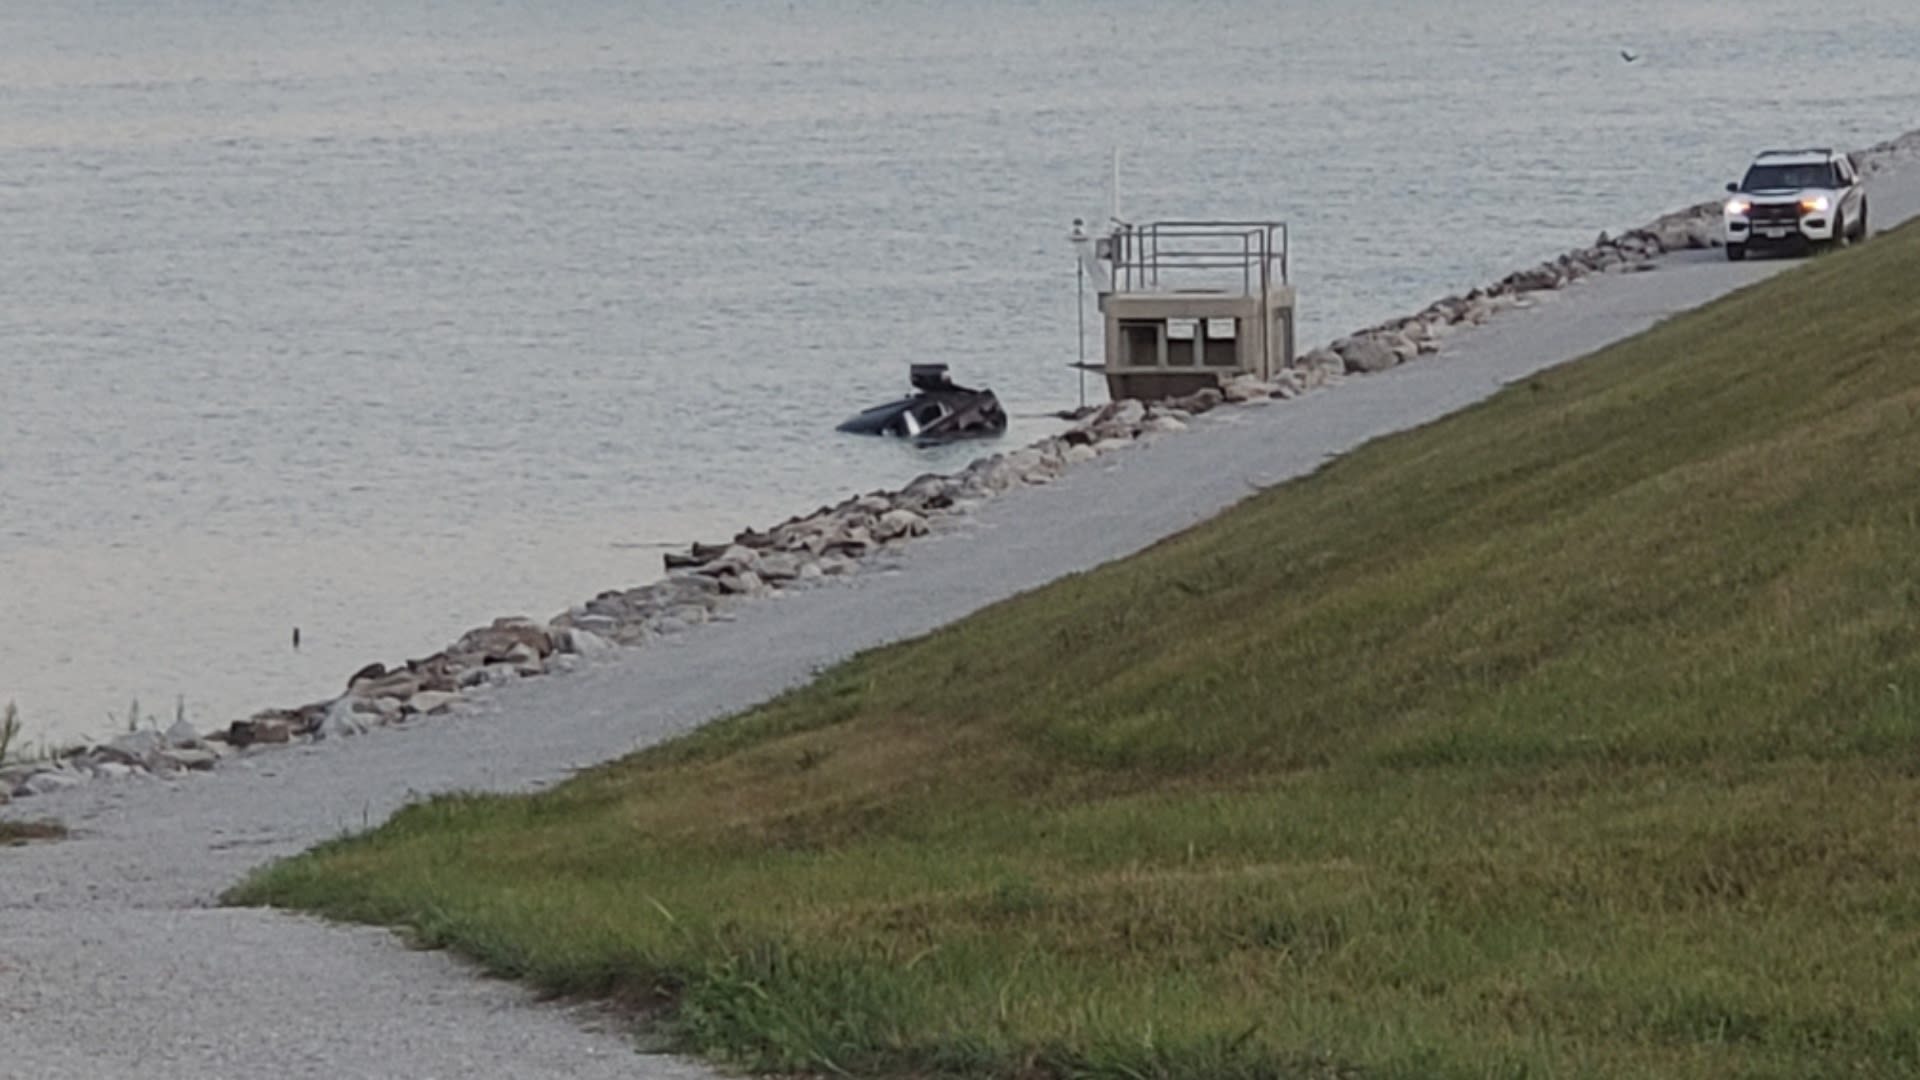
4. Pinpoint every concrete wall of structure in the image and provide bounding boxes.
[1104,288,1296,393]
